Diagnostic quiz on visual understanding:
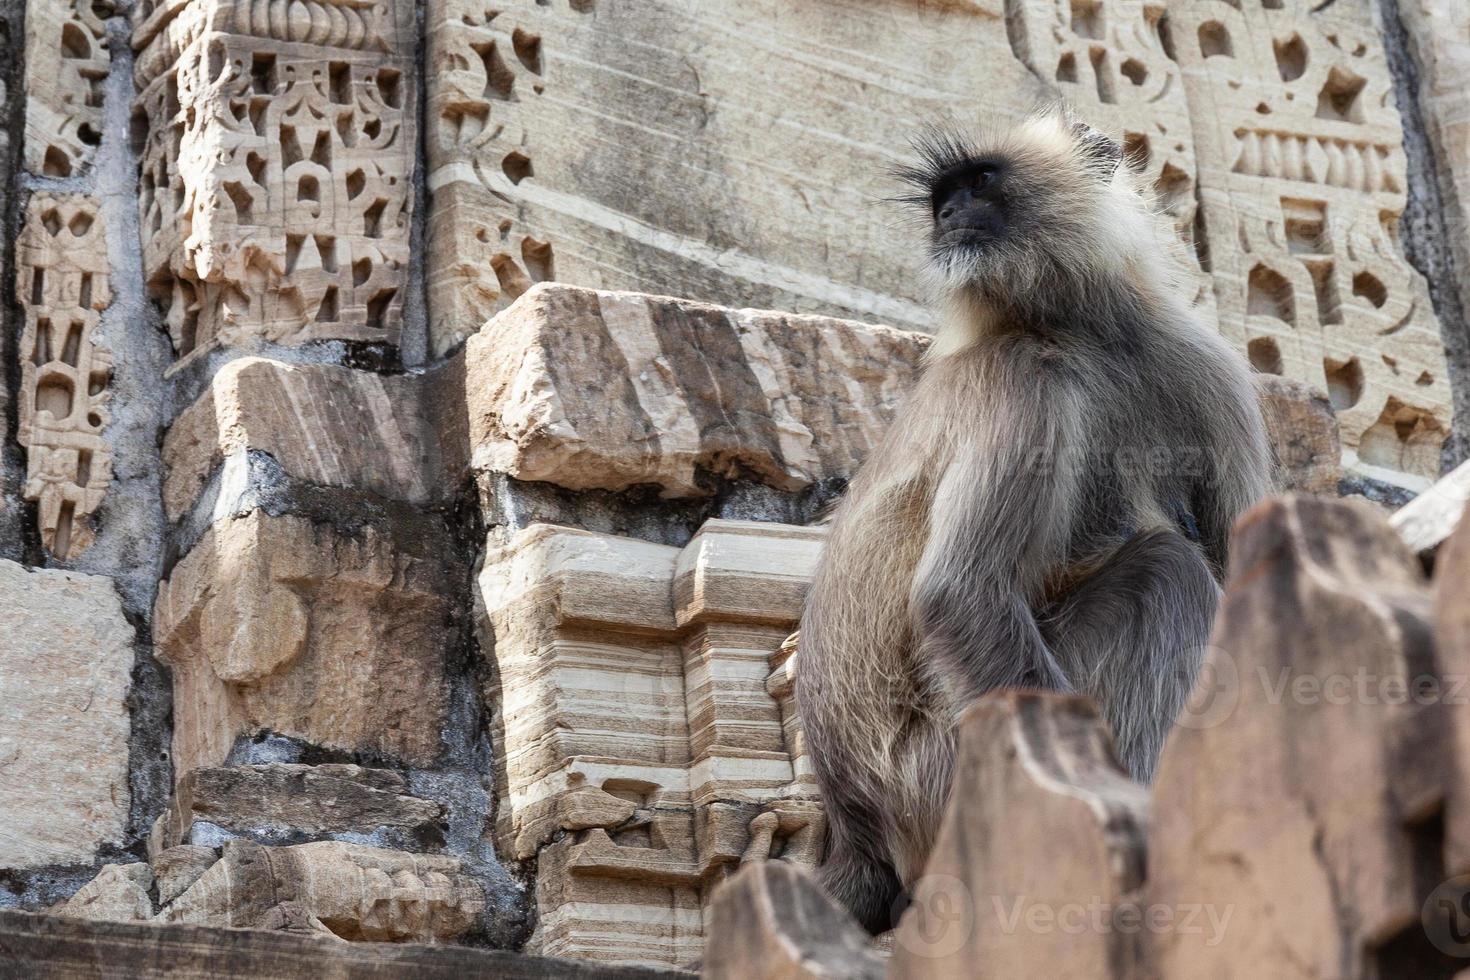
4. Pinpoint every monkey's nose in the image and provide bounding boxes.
[938,203,957,220]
